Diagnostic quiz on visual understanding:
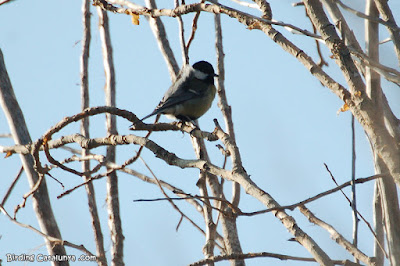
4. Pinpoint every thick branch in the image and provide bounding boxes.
[373,0,400,65]
[97,8,124,266]
[299,206,374,265]
[80,1,107,264]
[0,48,68,264]
[145,0,180,80]
[303,0,400,188]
